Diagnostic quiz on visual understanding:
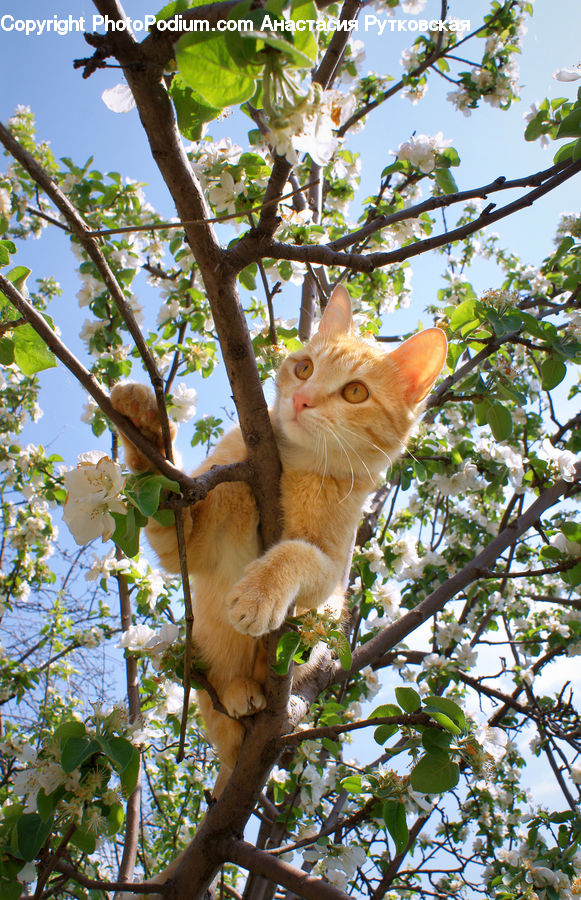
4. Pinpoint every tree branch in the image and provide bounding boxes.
[335,465,581,680]
[0,120,175,460]
[327,160,573,253]
[265,158,581,272]
[90,0,282,548]
[223,839,352,900]
[0,272,250,501]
